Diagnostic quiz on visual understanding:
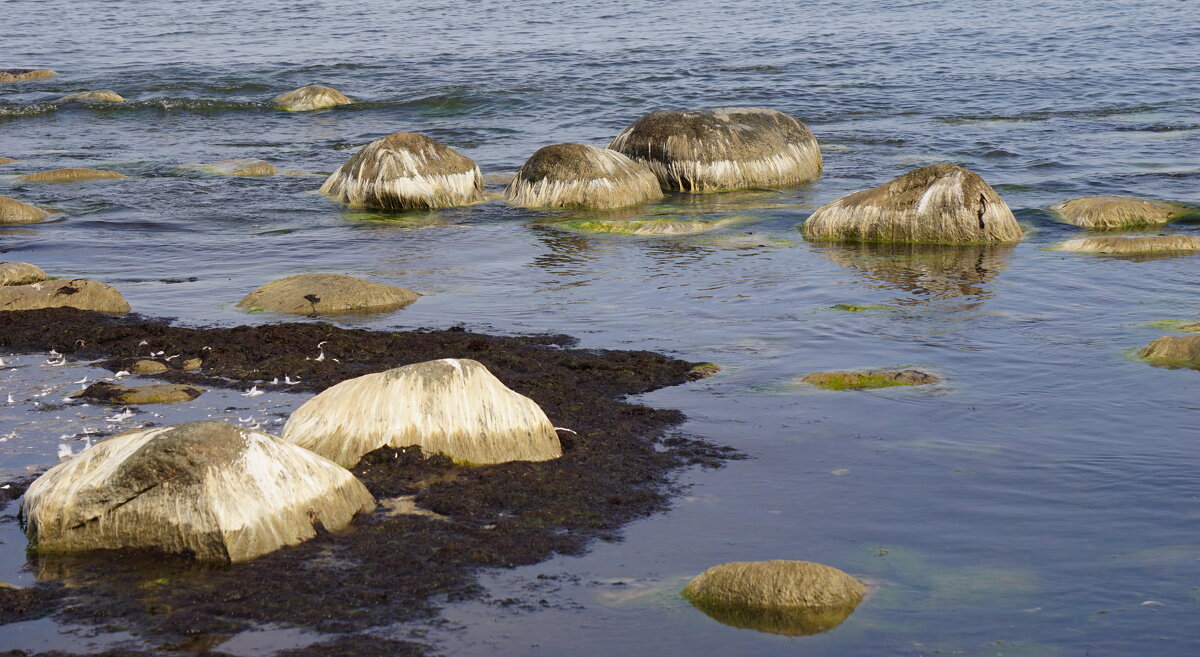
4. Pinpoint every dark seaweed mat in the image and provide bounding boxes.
[0,308,739,654]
